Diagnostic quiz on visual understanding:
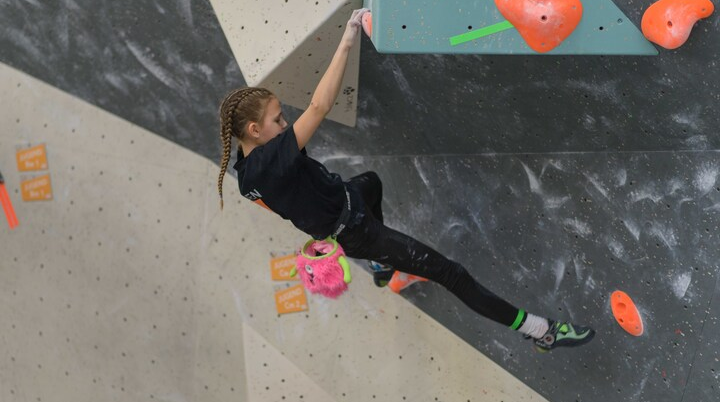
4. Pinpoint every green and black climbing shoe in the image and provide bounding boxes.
[533,320,595,352]
[367,261,395,288]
